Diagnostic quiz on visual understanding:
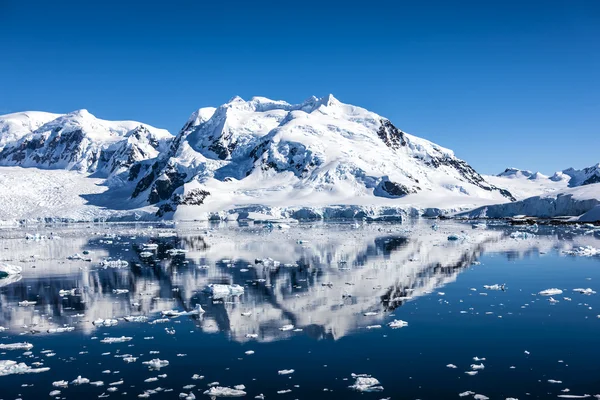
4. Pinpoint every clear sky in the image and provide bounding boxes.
[1,0,598,174]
